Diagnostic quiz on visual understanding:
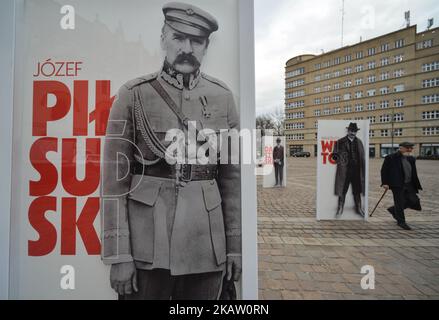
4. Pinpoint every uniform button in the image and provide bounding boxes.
[184,92,190,100]
[179,181,188,188]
